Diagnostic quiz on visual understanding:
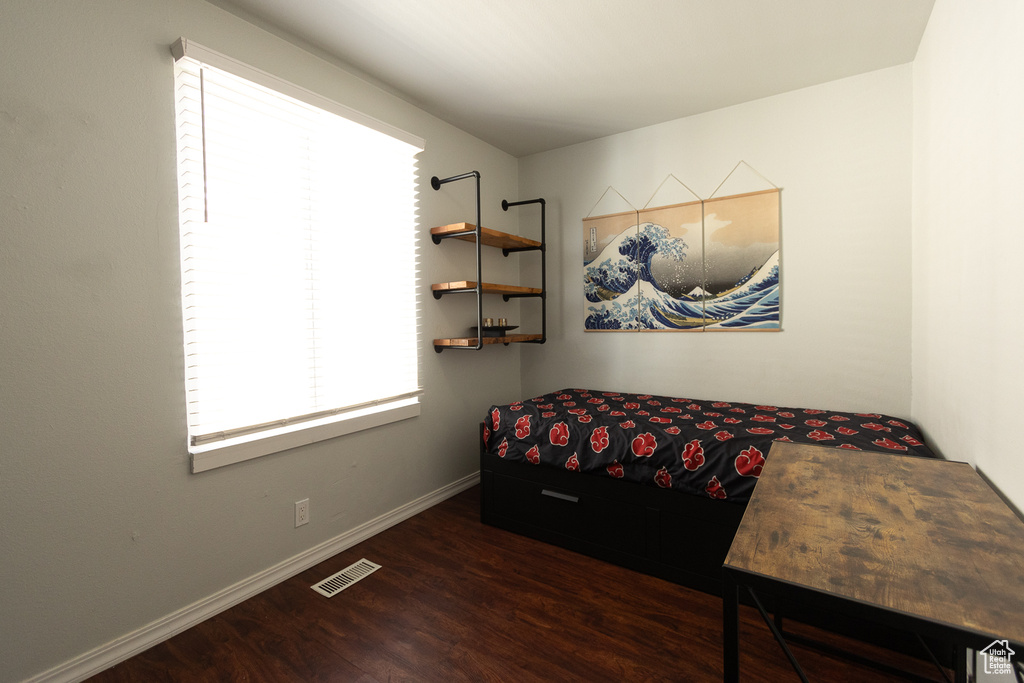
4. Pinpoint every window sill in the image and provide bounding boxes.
[189,398,420,473]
